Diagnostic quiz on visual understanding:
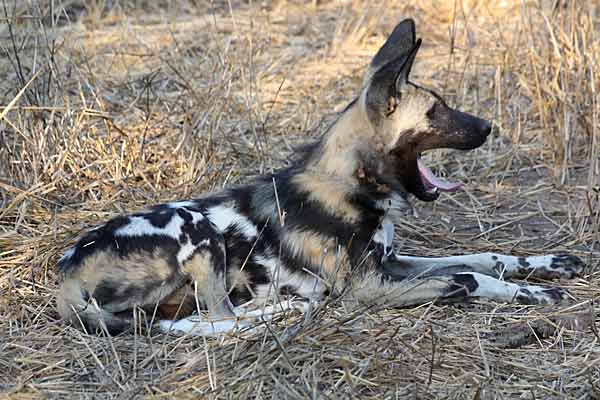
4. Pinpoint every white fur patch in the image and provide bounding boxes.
[159,300,311,336]
[461,272,519,300]
[167,201,198,209]
[115,214,184,238]
[206,205,258,239]
[114,208,206,239]
[373,218,394,260]
[176,241,196,264]
[522,255,554,272]
[460,272,564,304]
[159,316,241,336]
[390,253,582,282]
[188,210,205,224]
[176,238,211,264]
[387,95,433,151]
